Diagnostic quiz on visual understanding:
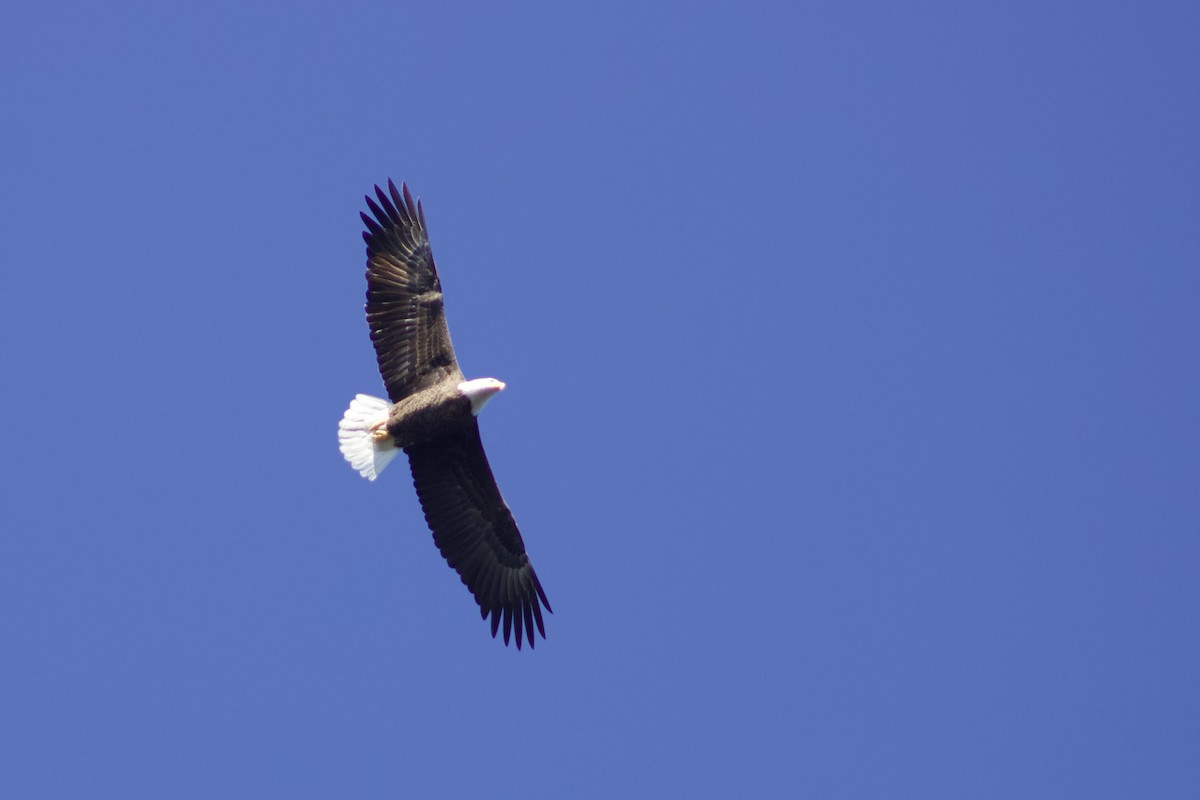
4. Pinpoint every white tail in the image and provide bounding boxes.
[338,394,399,481]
